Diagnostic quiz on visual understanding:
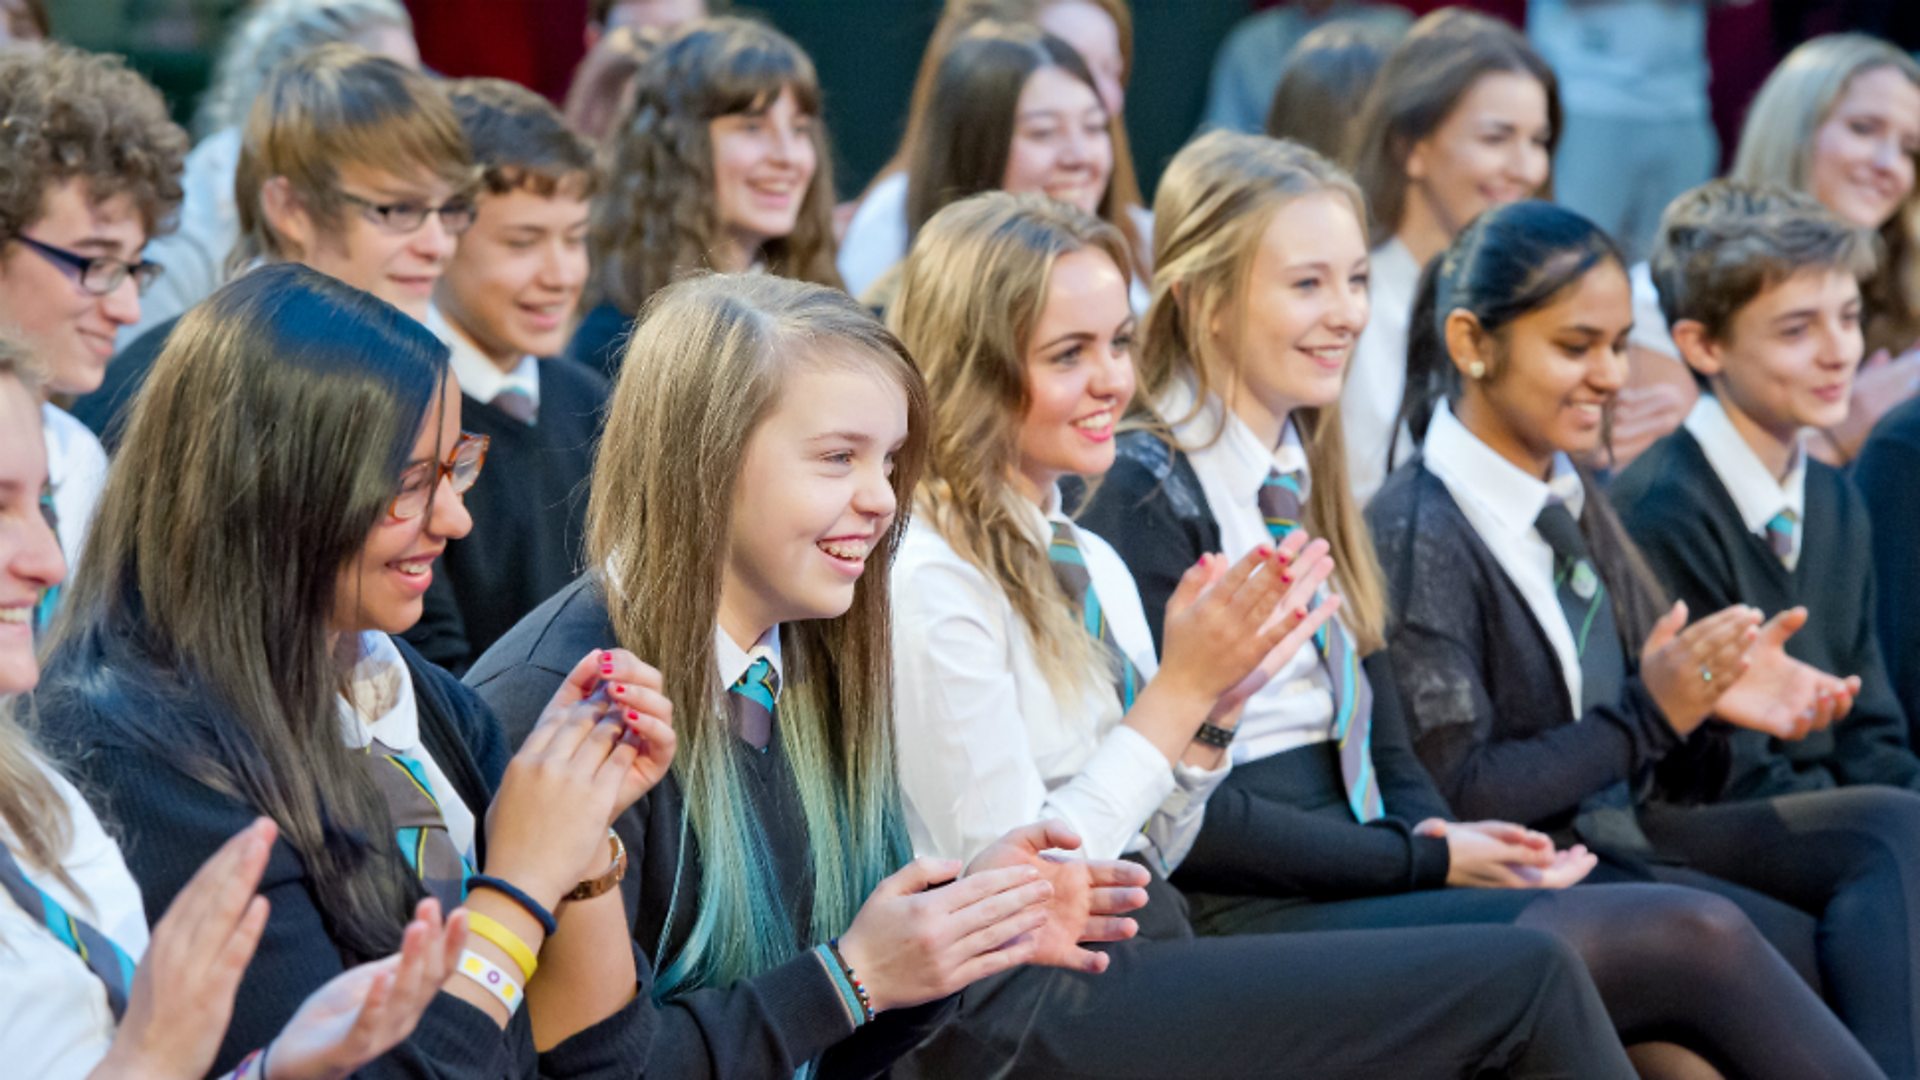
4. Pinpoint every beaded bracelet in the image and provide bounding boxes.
[826,939,876,1023]
[812,944,868,1028]
[466,874,559,936]
[467,910,539,981]
[456,948,526,1016]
